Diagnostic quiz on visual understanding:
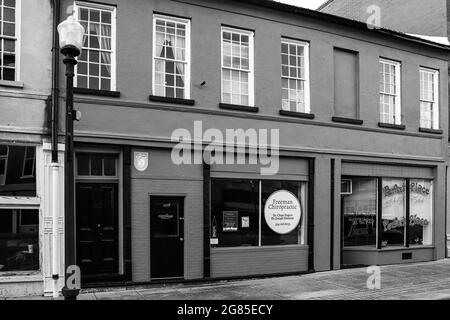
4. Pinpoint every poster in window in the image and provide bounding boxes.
[223,211,238,232]
[241,216,250,228]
